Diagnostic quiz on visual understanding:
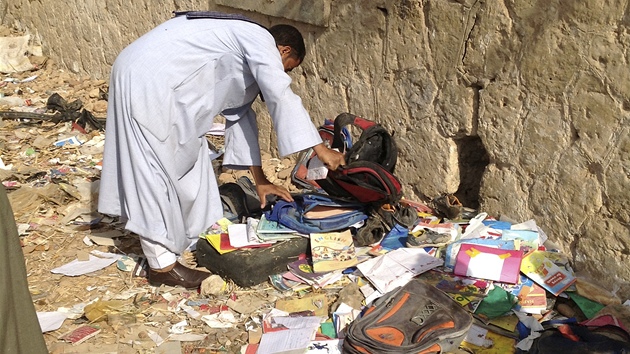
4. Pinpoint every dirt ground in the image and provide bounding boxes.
[0,47,354,353]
